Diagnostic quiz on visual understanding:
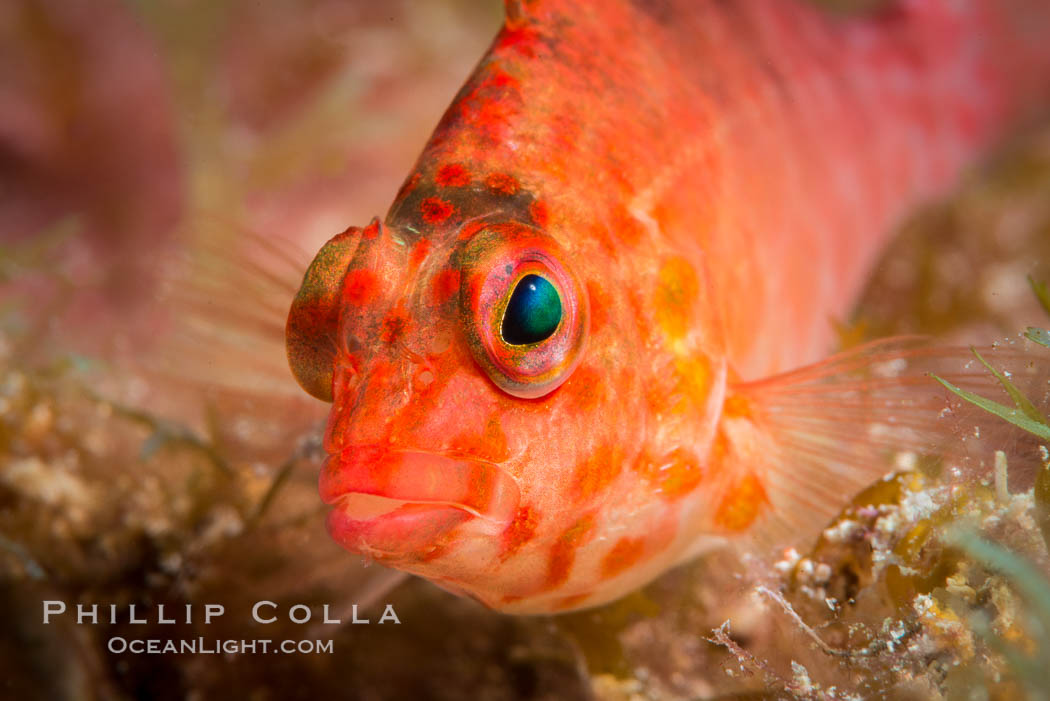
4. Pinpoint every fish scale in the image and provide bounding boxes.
[287,0,1050,612]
